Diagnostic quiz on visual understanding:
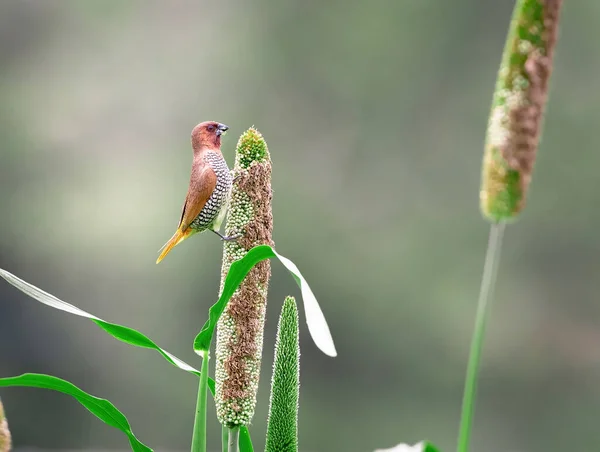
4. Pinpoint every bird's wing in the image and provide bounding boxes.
[177,162,217,232]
